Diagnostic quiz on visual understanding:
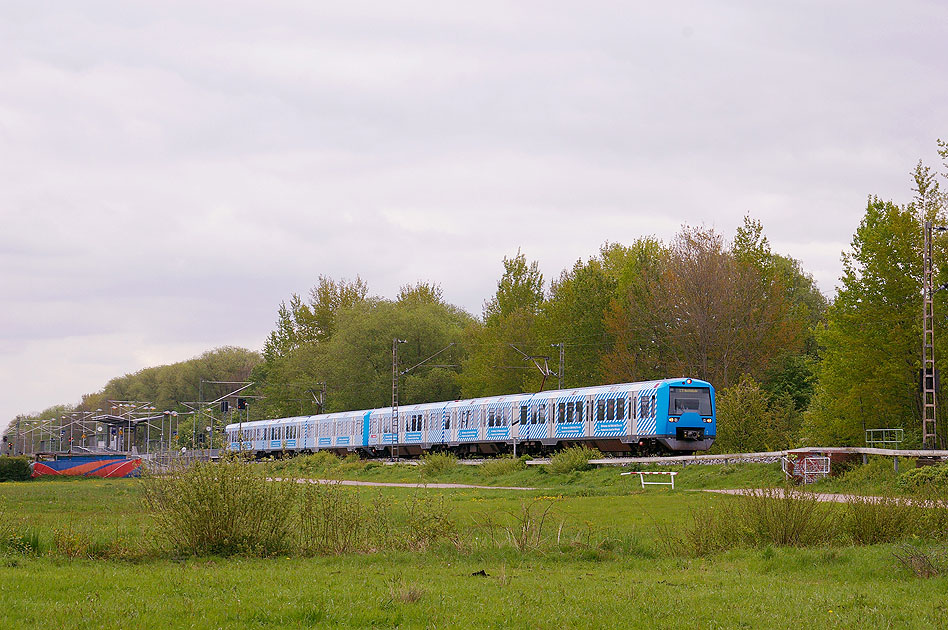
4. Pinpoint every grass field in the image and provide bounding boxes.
[2,460,948,628]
